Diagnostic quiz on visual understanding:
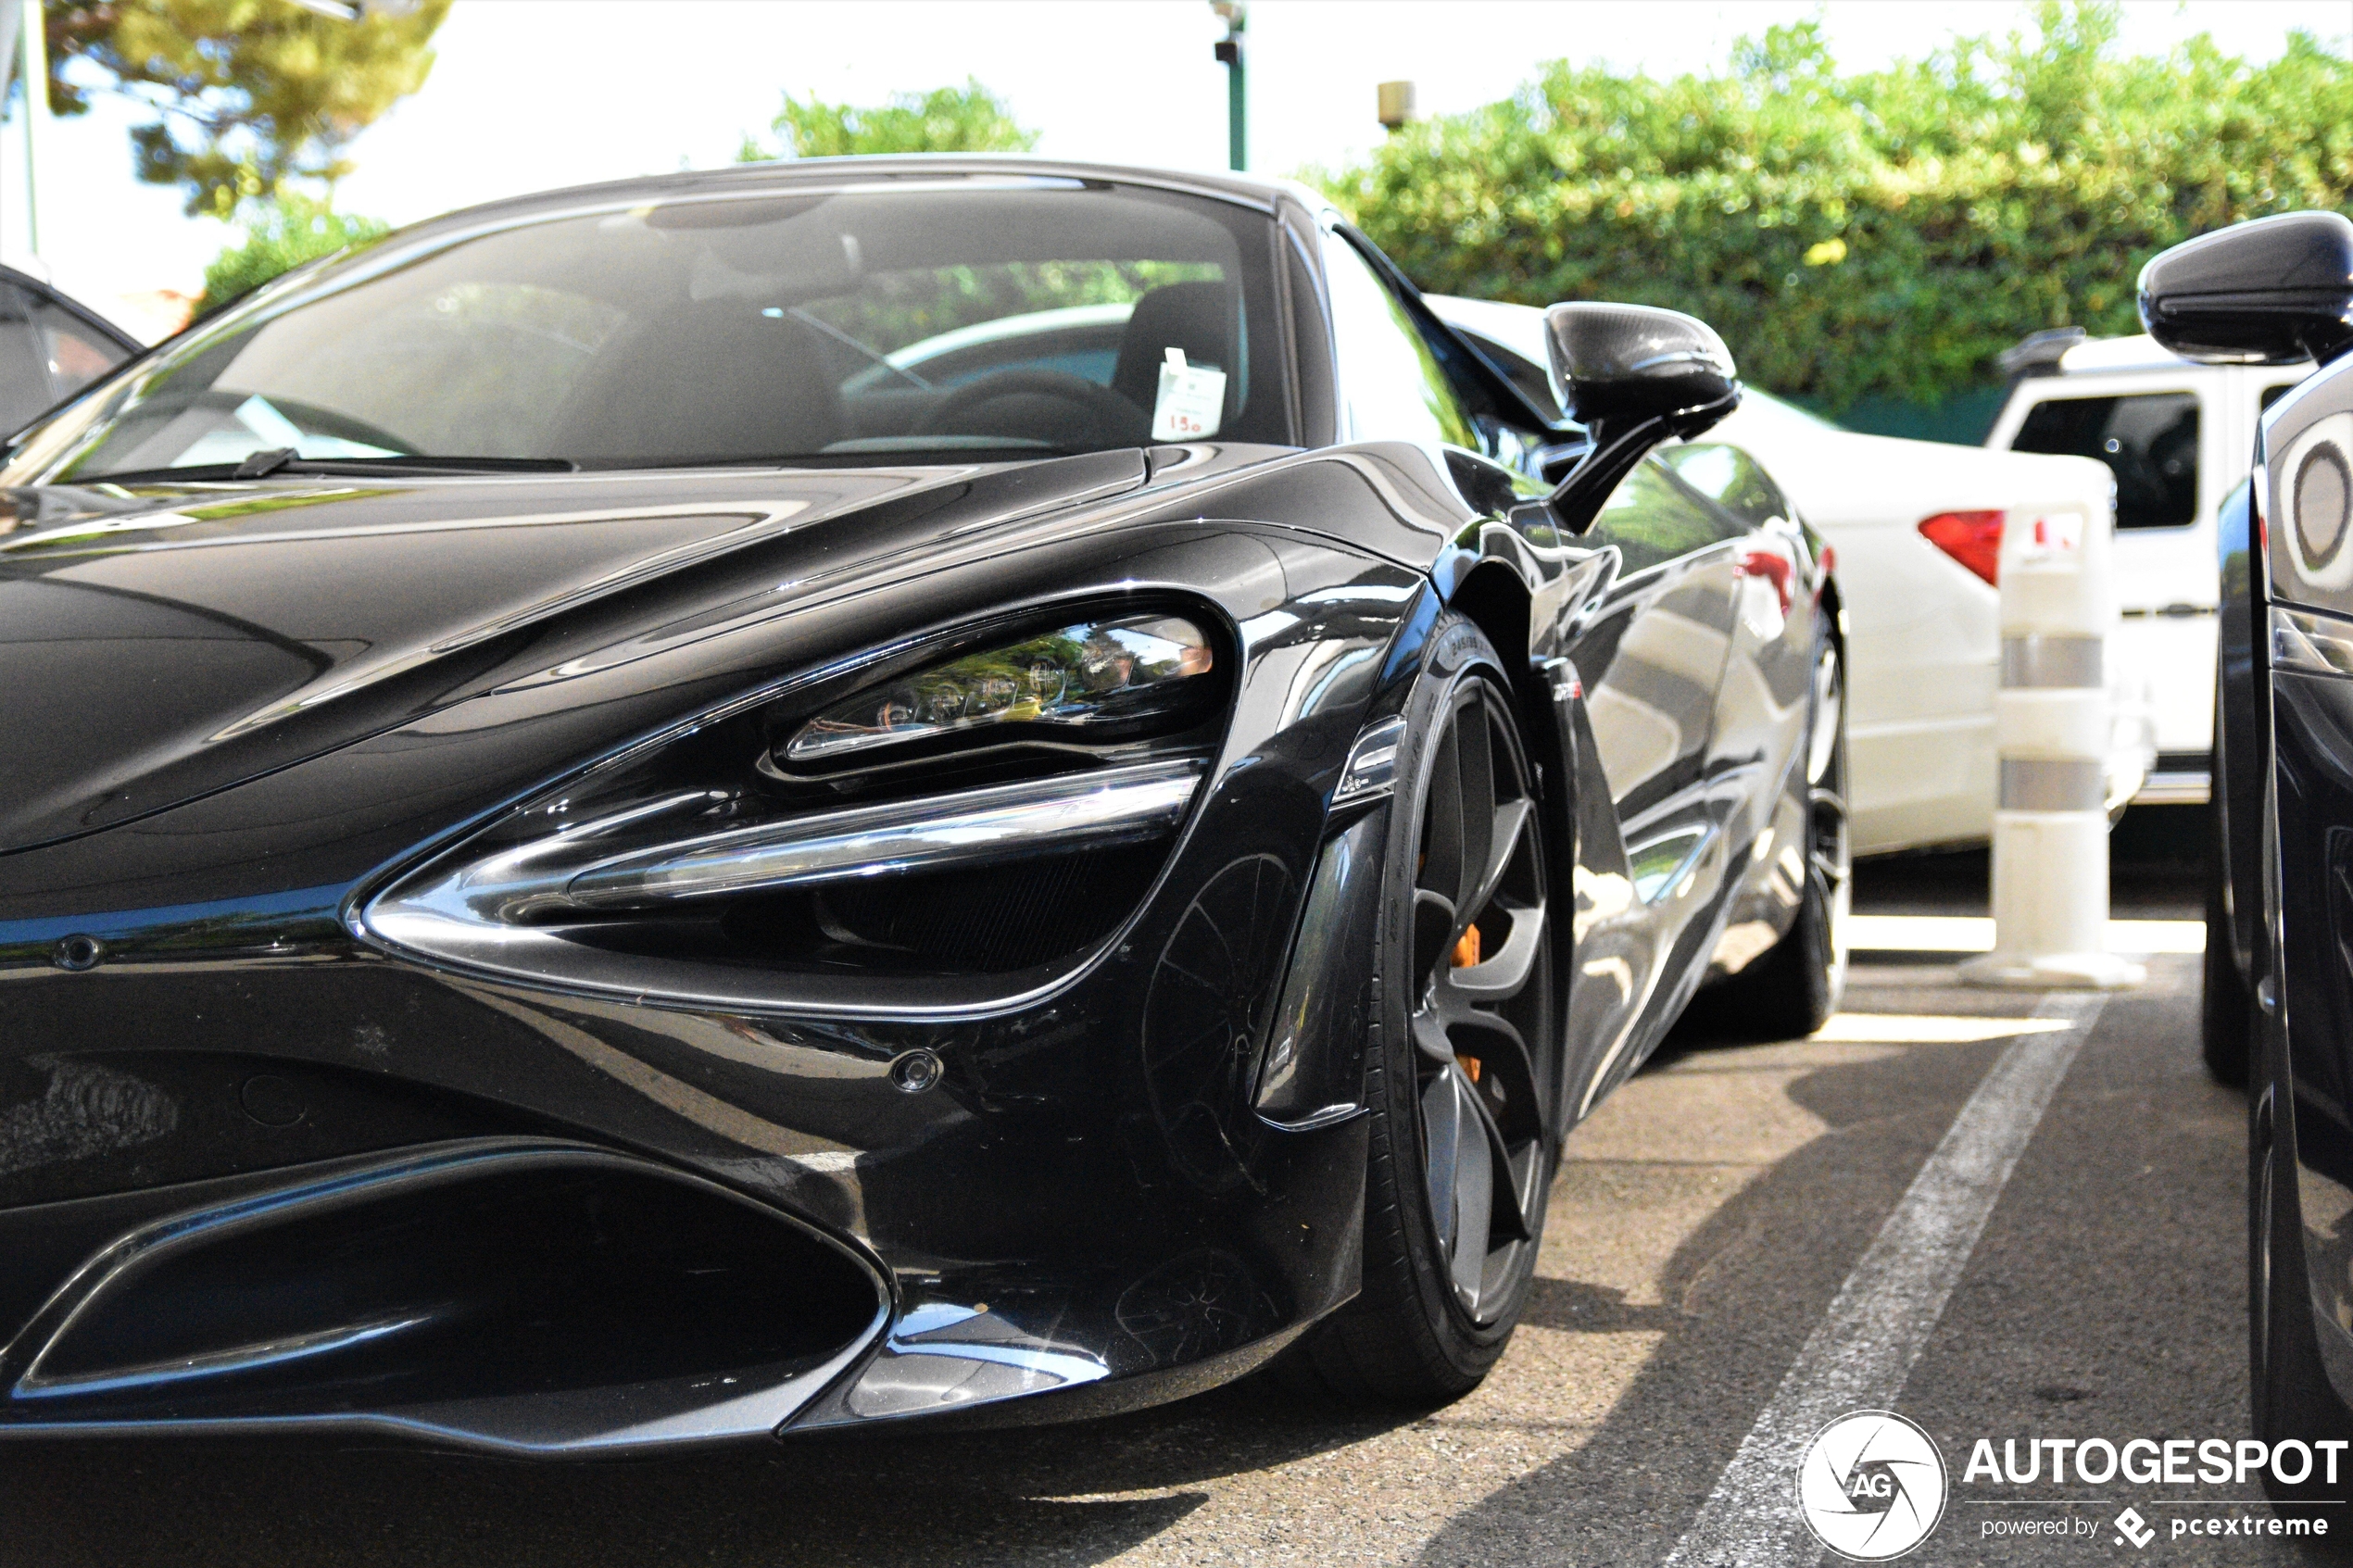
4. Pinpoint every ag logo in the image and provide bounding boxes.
[1796,1410,1948,1560]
